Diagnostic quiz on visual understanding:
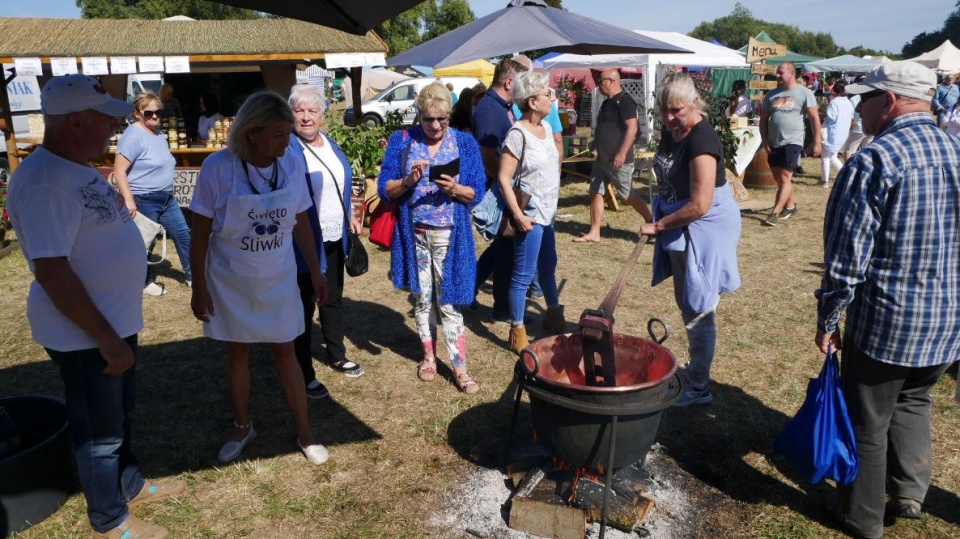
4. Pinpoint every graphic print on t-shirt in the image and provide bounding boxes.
[79,178,122,225]
[654,152,679,204]
[770,95,799,113]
